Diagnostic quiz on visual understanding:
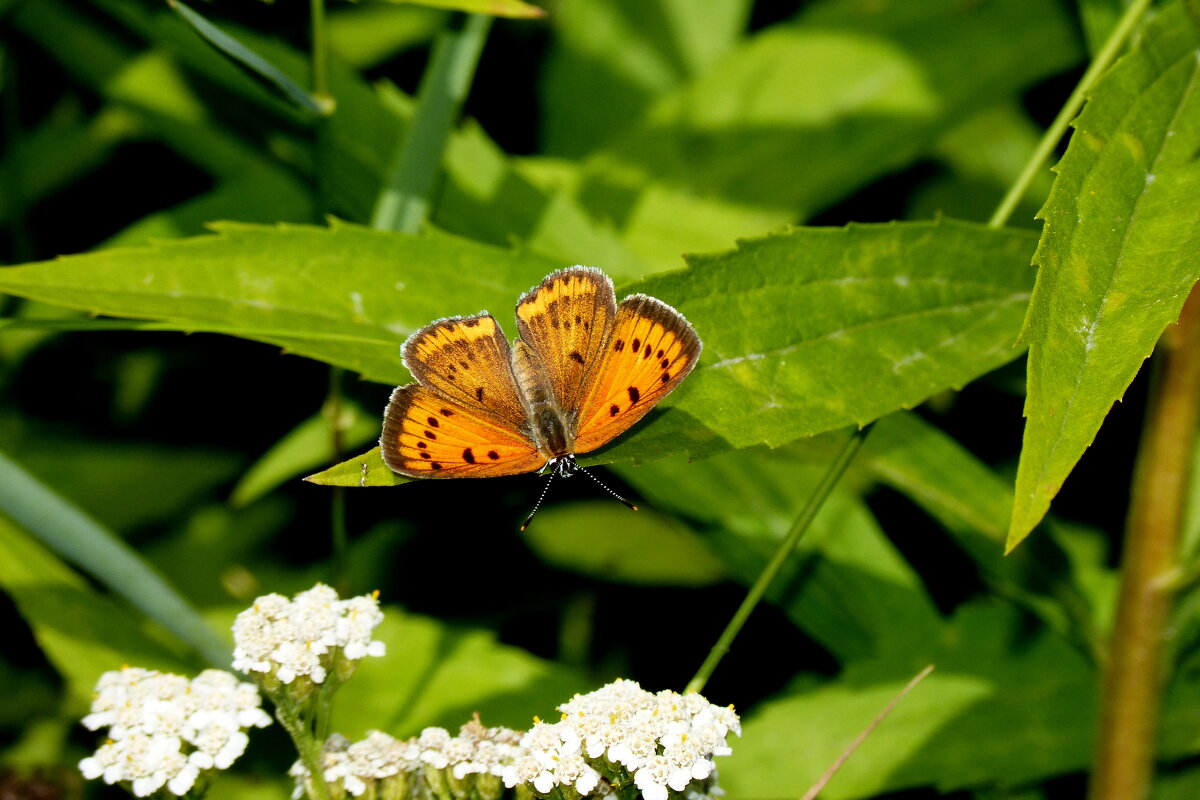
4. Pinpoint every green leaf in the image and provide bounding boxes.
[722,602,1101,798]
[666,220,1037,449]
[0,222,560,385]
[0,431,241,534]
[328,4,446,70]
[1009,3,1200,549]
[379,0,545,18]
[231,400,378,507]
[0,449,231,667]
[307,219,1037,484]
[0,515,194,710]
[540,0,751,157]
[615,443,942,662]
[581,0,1081,221]
[522,501,727,586]
[331,609,588,738]
[167,0,327,114]
[862,412,1106,657]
